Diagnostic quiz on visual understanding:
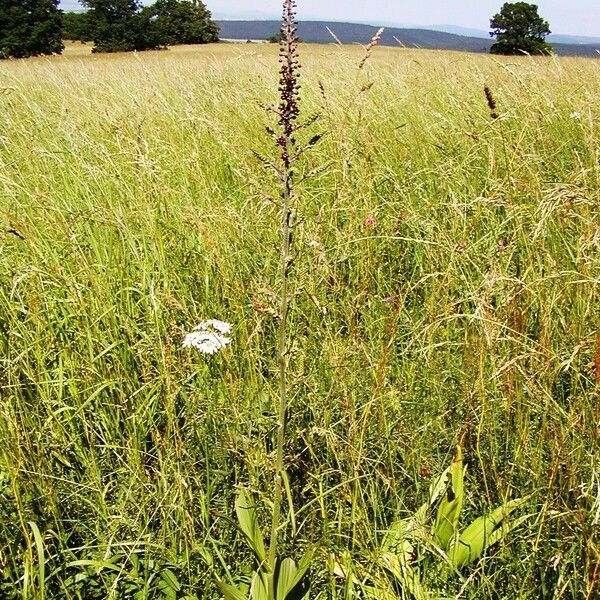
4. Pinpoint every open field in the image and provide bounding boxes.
[1,43,599,598]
